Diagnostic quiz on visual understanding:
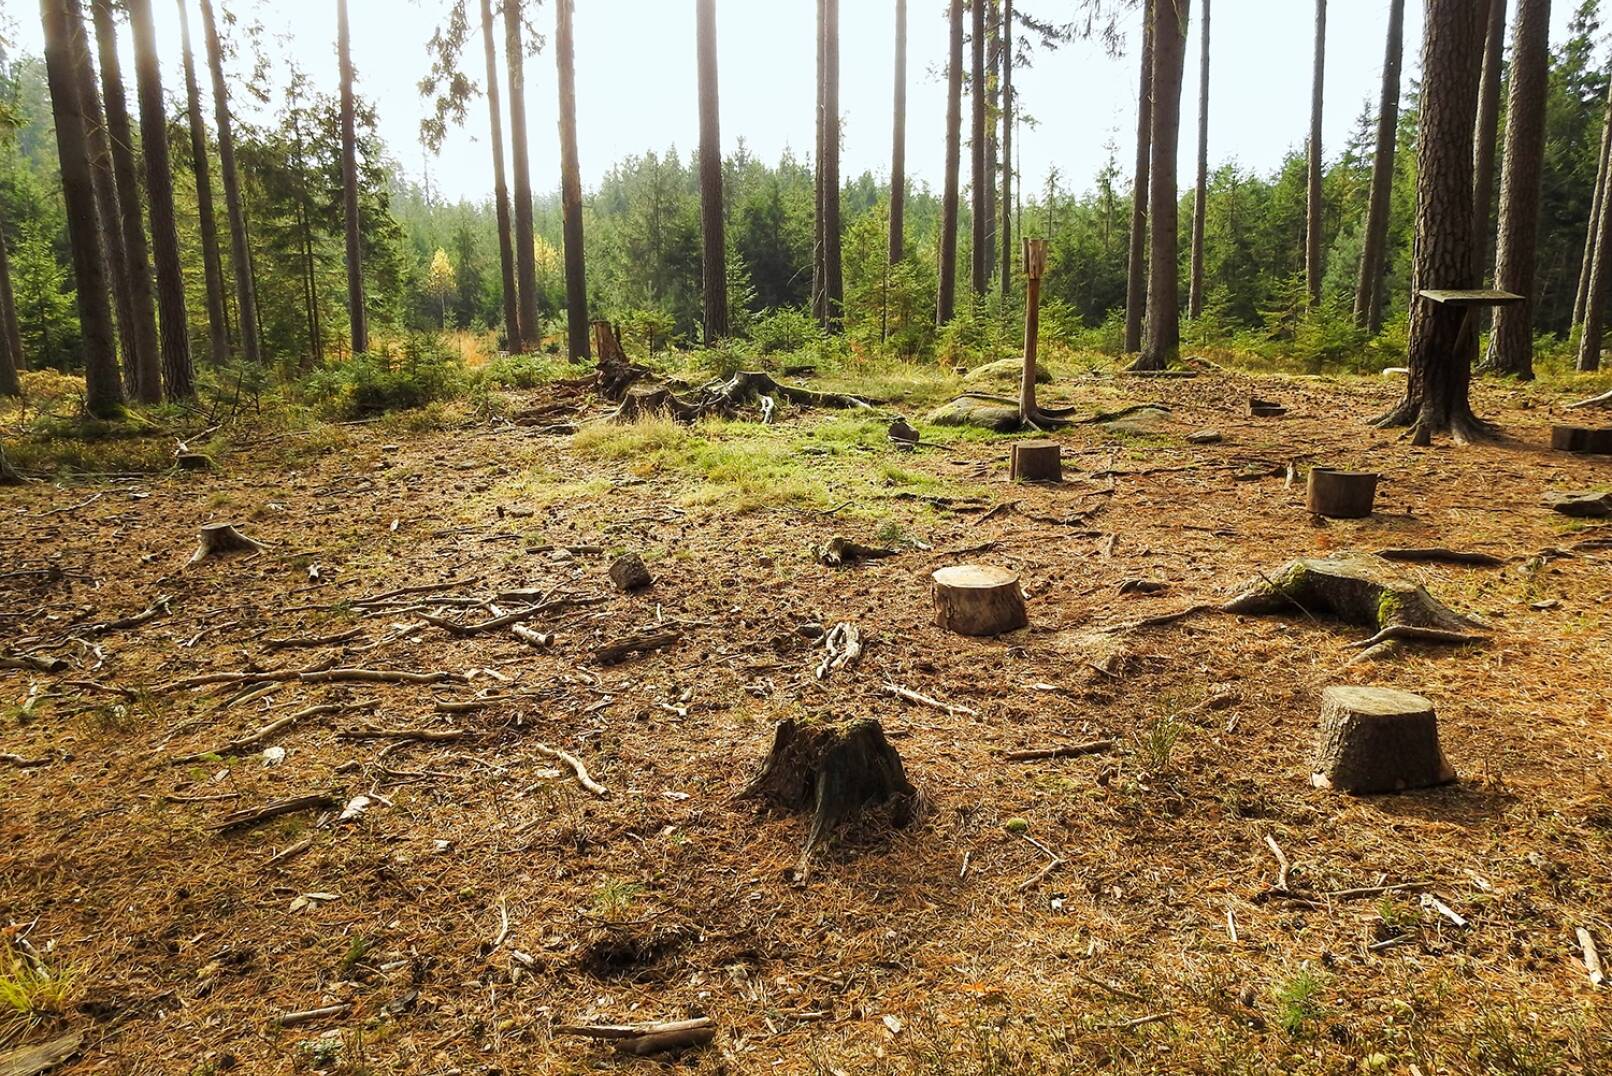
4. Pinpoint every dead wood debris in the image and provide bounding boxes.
[554,1017,715,1056]
[596,628,681,665]
[0,653,70,673]
[534,742,608,796]
[883,680,978,717]
[337,726,476,744]
[171,701,377,763]
[1375,547,1504,567]
[816,622,864,680]
[1002,739,1117,762]
[817,537,899,567]
[209,794,337,833]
